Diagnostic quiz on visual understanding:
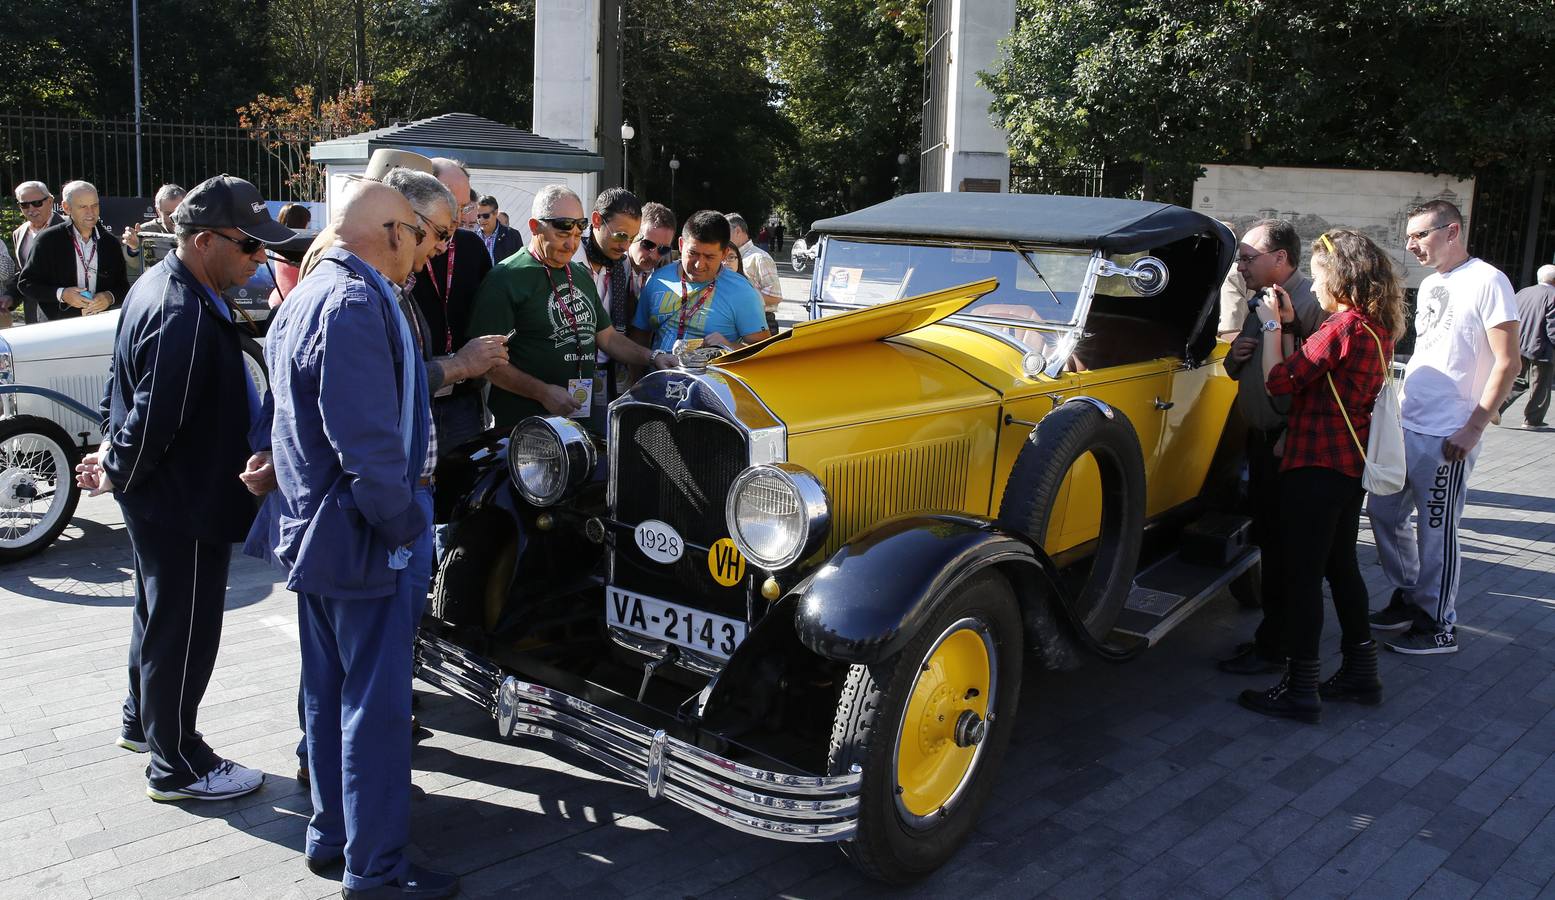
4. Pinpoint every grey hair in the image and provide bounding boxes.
[173,224,201,248]
[154,183,185,206]
[382,168,457,221]
[13,180,50,200]
[1539,264,1555,286]
[531,184,581,219]
[724,213,749,235]
[61,180,97,205]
